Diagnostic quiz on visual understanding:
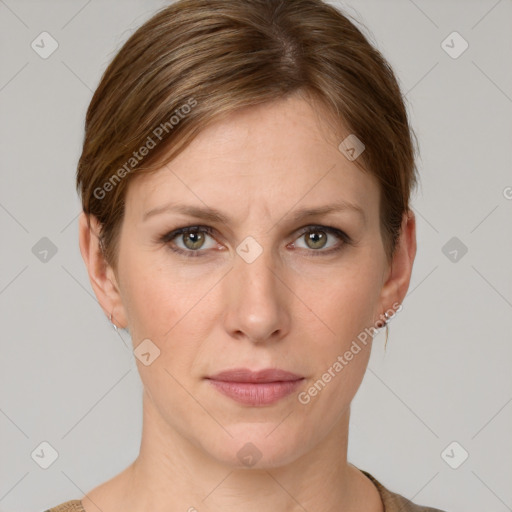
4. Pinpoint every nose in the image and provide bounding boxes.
[222,242,291,344]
